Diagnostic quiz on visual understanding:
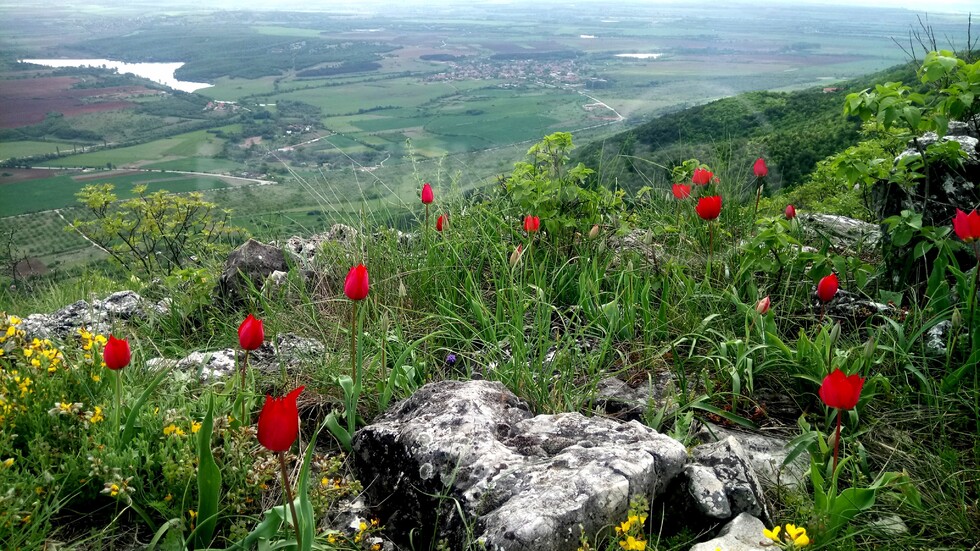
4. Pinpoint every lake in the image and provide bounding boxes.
[20,59,212,93]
